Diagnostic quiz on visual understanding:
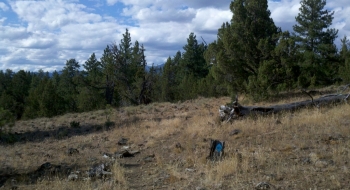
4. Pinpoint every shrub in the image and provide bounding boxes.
[70,121,80,128]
